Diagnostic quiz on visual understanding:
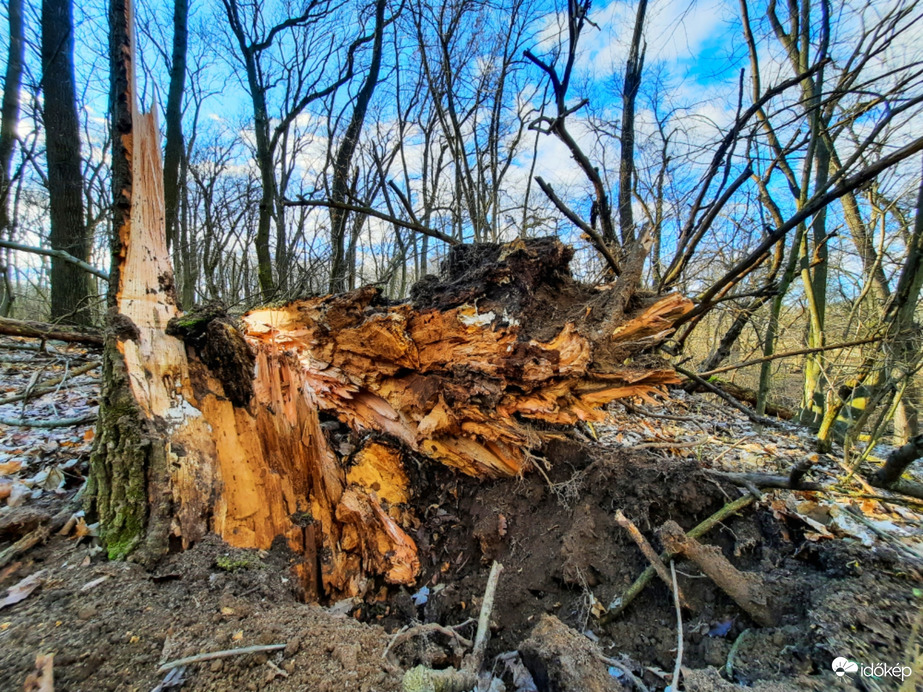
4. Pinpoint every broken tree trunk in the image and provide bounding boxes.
[87,0,693,601]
